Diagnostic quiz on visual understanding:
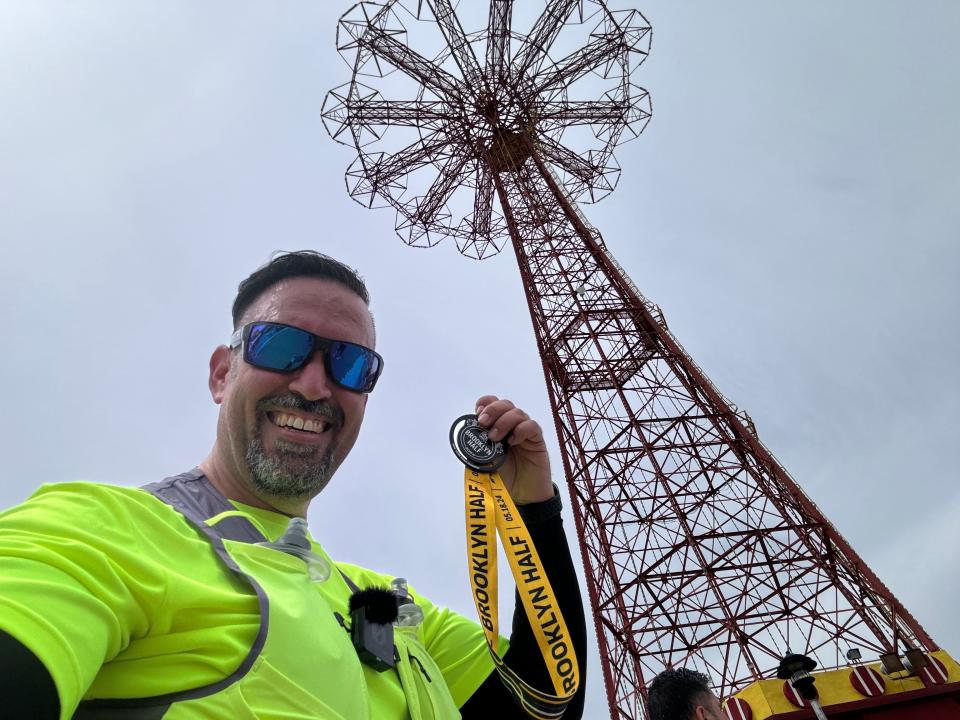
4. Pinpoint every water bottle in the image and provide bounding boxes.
[257,517,331,583]
[391,577,424,629]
